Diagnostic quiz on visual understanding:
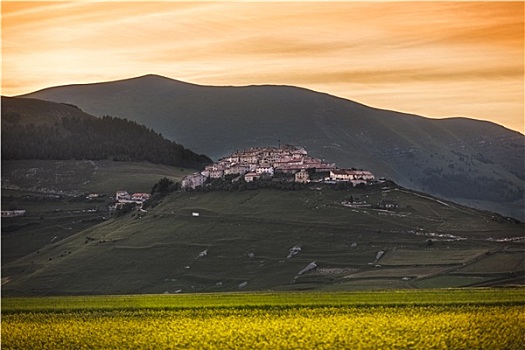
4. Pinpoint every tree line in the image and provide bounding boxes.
[2,114,212,169]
